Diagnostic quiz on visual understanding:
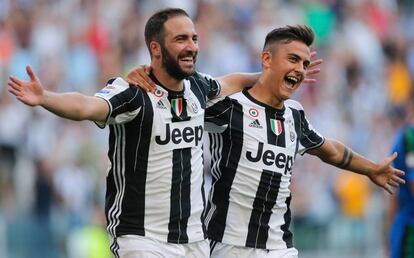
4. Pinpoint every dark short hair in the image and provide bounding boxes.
[144,8,189,56]
[263,25,314,52]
